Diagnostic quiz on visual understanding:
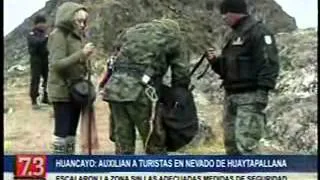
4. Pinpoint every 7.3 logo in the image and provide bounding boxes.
[15,155,47,179]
